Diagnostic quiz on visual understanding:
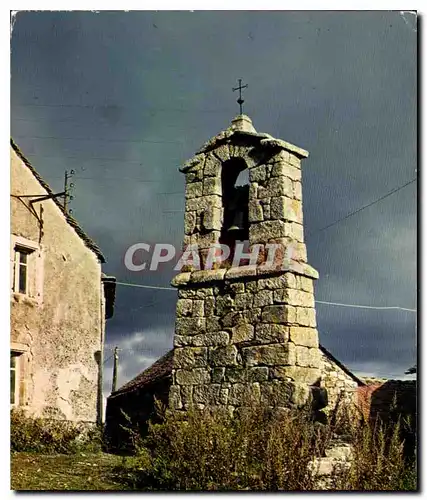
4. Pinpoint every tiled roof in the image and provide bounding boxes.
[11,139,105,263]
[109,349,174,398]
